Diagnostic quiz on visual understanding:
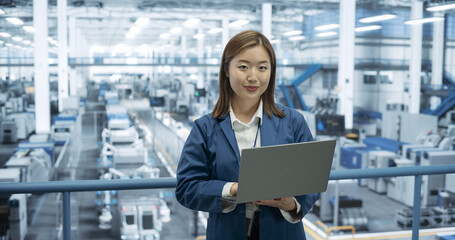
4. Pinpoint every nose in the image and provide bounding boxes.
[247,69,258,82]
